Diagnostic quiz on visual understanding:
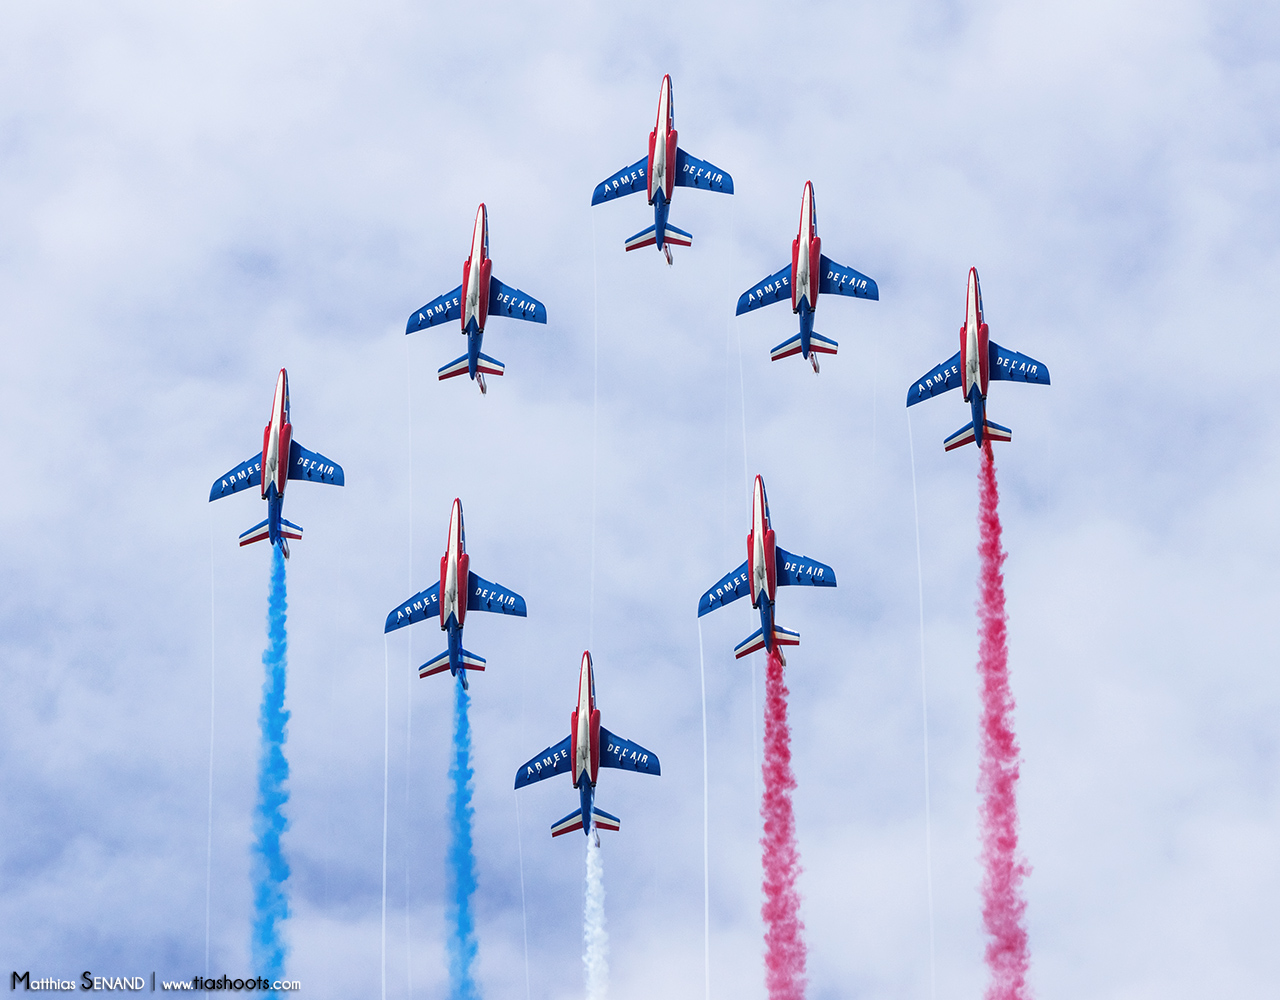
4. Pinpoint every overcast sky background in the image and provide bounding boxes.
[1,1,1278,997]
